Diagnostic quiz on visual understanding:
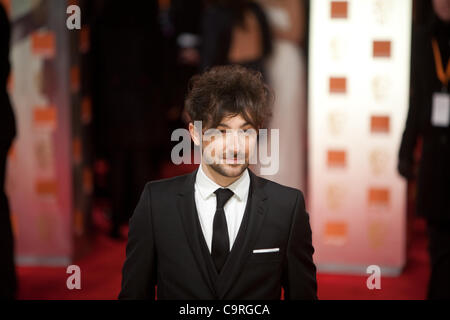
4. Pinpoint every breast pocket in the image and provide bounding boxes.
[247,248,282,264]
